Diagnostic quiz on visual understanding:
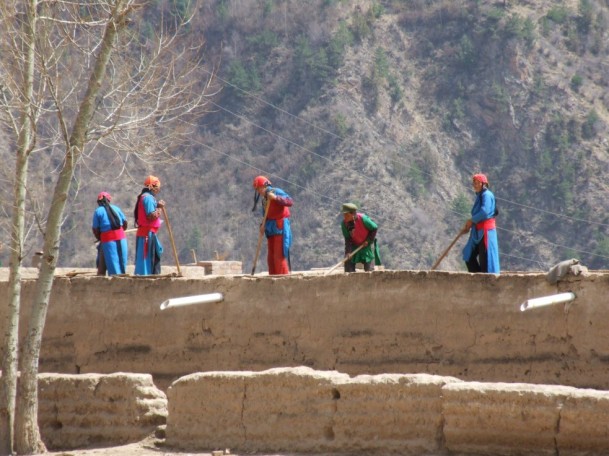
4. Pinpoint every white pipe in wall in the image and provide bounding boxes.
[160,292,224,310]
[519,292,576,312]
